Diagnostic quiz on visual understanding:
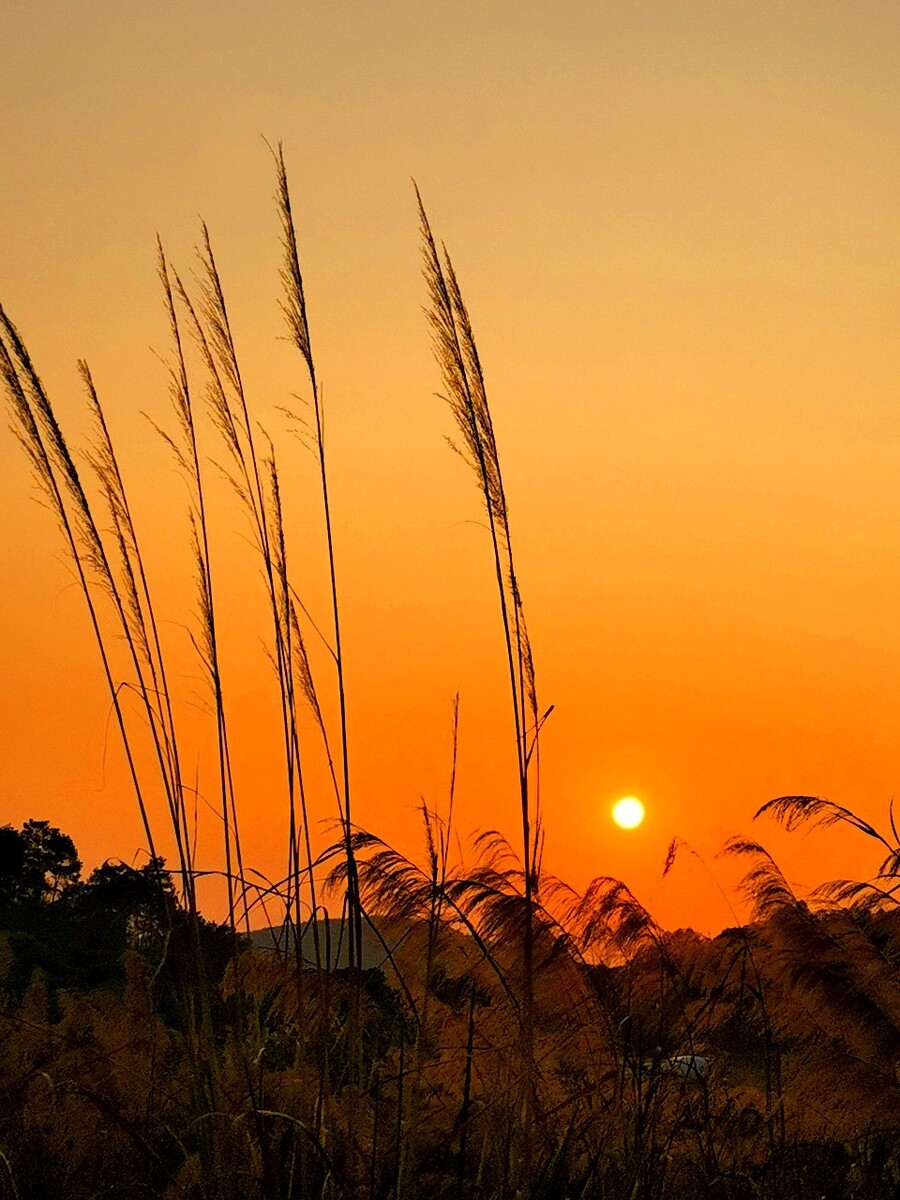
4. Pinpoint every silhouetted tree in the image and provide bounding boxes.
[74,856,175,948]
[0,818,81,907]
